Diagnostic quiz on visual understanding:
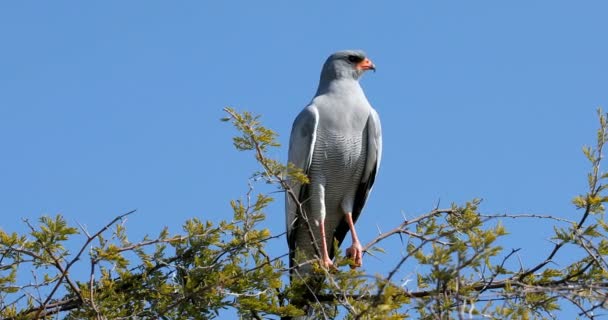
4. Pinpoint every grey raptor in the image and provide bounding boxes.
[286,50,382,274]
